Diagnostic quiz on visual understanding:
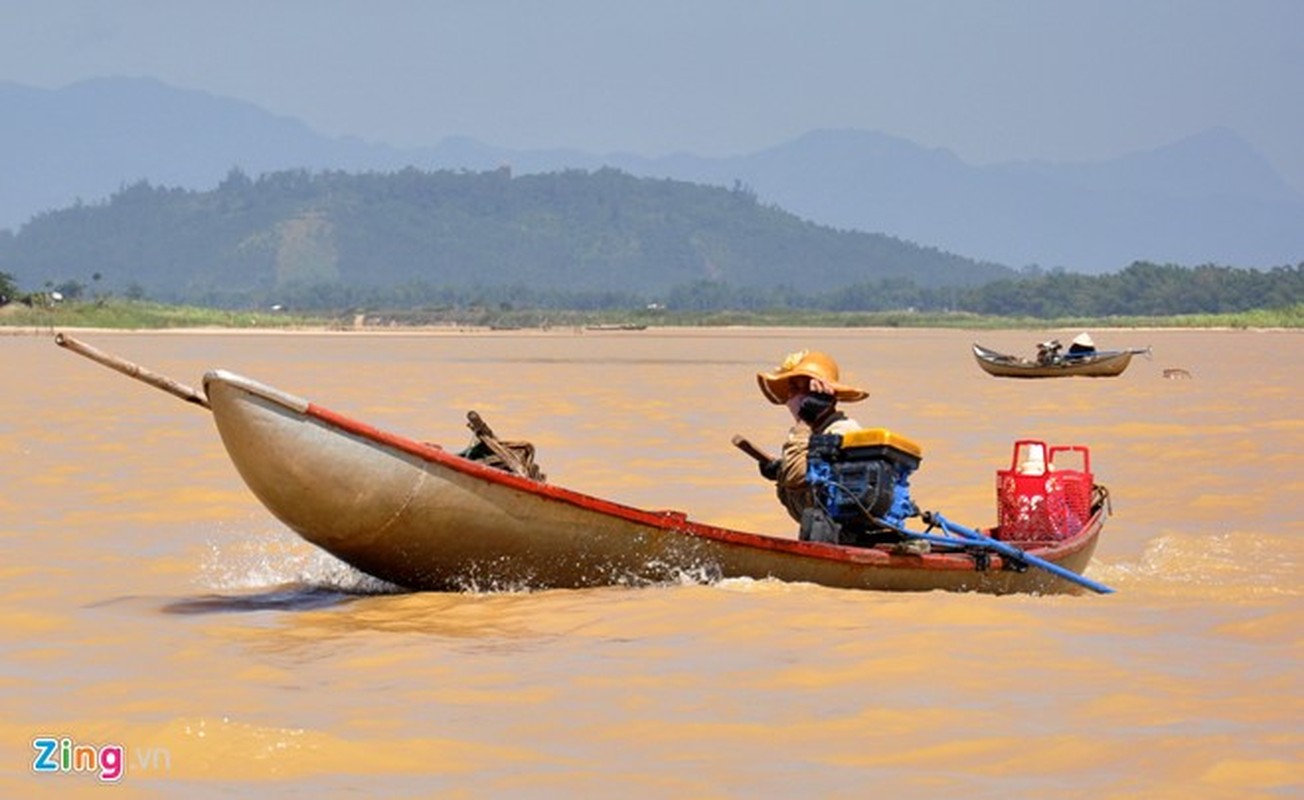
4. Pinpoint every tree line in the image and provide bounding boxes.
[0,166,1010,303]
[0,164,1298,318]
[7,260,1296,319]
